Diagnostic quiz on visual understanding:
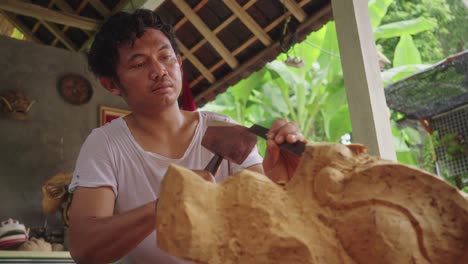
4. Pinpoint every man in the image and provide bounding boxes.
[68,9,306,264]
